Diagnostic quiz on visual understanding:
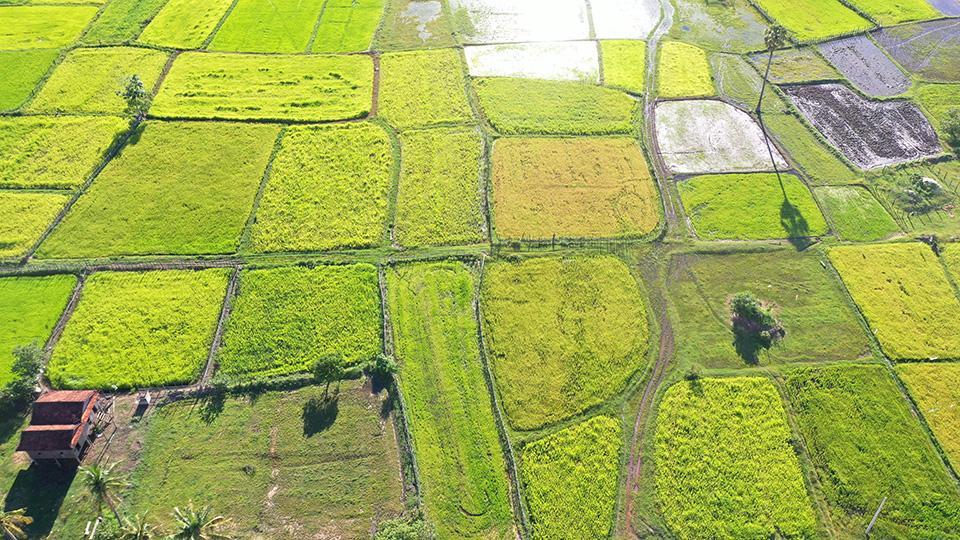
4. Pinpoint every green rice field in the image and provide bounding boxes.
[0,49,60,111]
[0,275,76,385]
[378,49,473,130]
